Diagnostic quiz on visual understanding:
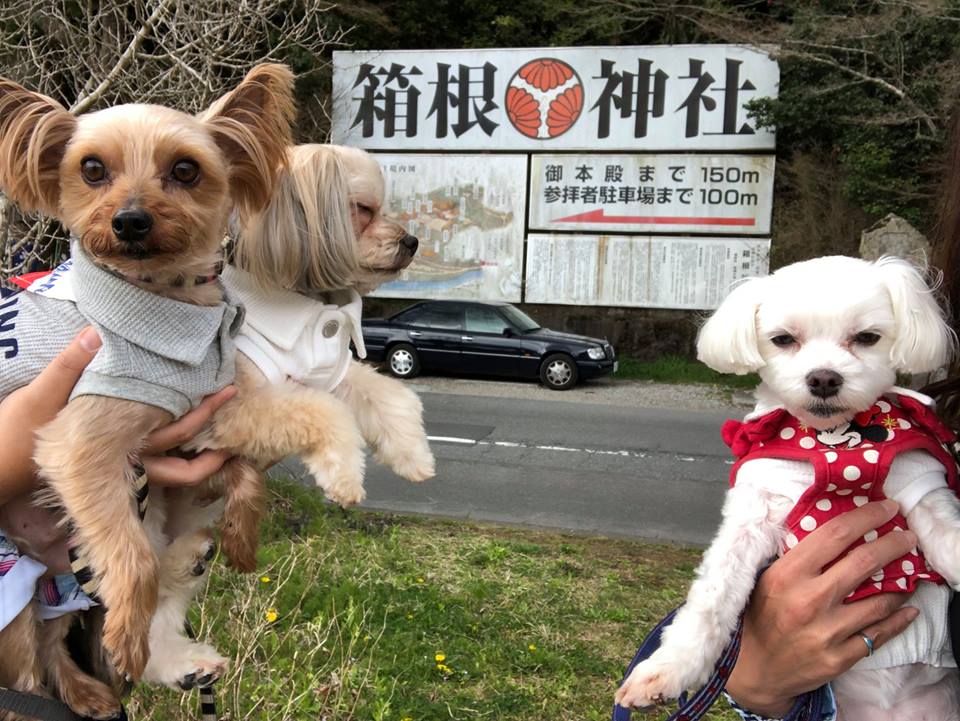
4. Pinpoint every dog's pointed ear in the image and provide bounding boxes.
[0,78,75,216]
[201,63,296,219]
[875,256,956,373]
[697,276,768,375]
